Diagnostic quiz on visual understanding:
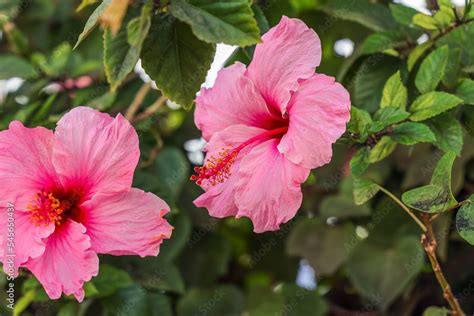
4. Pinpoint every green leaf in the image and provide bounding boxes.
[389,3,419,26]
[0,55,37,79]
[74,0,112,49]
[104,286,172,316]
[104,8,151,91]
[133,257,185,294]
[433,5,455,28]
[347,236,424,310]
[437,23,474,68]
[178,234,231,287]
[141,14,215,109]
[463,107,474,136]
[286,219,356,276]
[402,151,458,213]
[323,0,397,32]
[320,179,372,219]
[88,91,117,111]
[32,43,73,77]
[413,13,439,30]
[456,195,474,245]
[22,277,49,302]
[369,136,397,163]
[426,113,464,156]
[391,122,436,145]
[177,286,245,316]
[90,264,133,297]
[57,302,79,316]
[246,286,284,315]
[423,307,449,316]
[320,195,371,219]
[127,11,152,47]
[409,92,463,122]
[353,55,400,112]
[347,107,373,142]
[442,47,461,89]
[290,0,323,12]
[135,147,189,201]
[401,184,447,212]
[360,30,405,55]
[456,78,474,105]
[252,3,269,33]
[426,151,458,195]
[170,0,260,46]
[350,147,370,177]
[380,71,407,109]
[159,212,192,261]
[408,41,433,71]
[280,284,329,316]
[353,177,380,205]
[415,45,449,93]
[371,106,410,132]
[76,0,99,12]
[13,289,35,316]
[246,284,328,316]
